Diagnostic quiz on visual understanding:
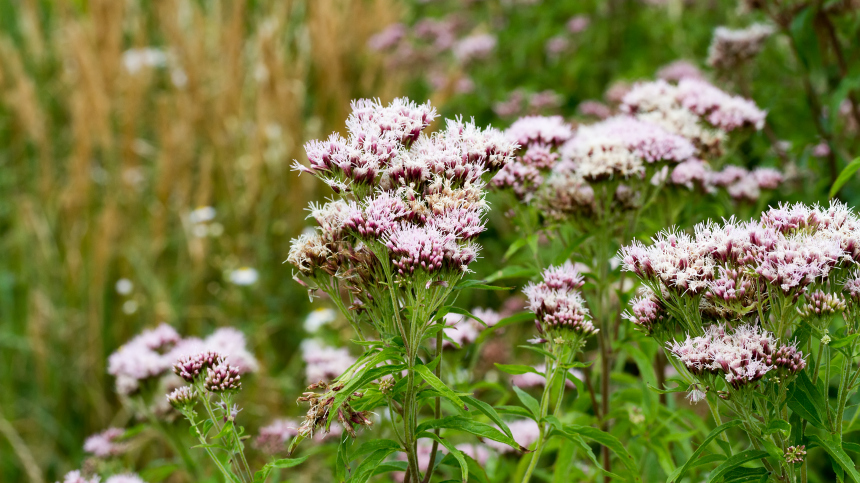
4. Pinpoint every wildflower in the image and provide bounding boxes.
[84,428,127,458]
[188,206,216,224]
[670,158,714,191]
[577,100,612,120]
[122,48,166,74]
[115,279,134,296]
[751,167,783,190]
[628,406,645,424]
[707,24,774,72]
[656,60,704,82]
[843,270,860,302]
[229,267,259,286]
[545,36,570,56]
[528,90,563,112]
[204,363,242,393]
[505,116,573,147]
[58,471,100,483]
[300,339,356,383]
[541,261,585,291]
[104,475,147,483]
[255,419,299,454]
[798,290,847,318]
[566,15,590,33]
[492,161,543,200]
[686,384,707,404]
[367,24,406,51]
[174,351,226,382]
[784,445,807,464]
[453,34,496,64]
[771,343,806,375]
[166,386,196,410]
[304,308,337,333]
[523,283,598,337]
[443,313,480,348]
[675,79,766,131]
[623,289,665,334]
